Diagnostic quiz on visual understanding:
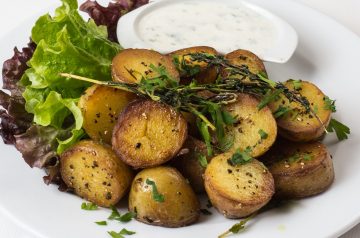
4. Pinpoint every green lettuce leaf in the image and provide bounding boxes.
[22,0,121,153]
